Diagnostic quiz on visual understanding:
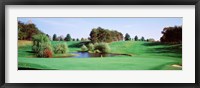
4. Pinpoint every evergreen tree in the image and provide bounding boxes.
[64,34,72,41]
[76,38,79,41]
[124,33,131,41]
[141,36,145,41]
[134,36,138,41]
[53,34,57,41]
